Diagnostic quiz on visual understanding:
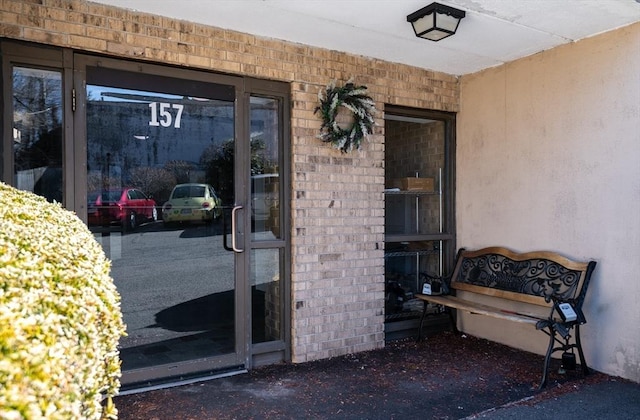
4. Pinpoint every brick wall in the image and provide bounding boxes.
[1,0,459,362]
